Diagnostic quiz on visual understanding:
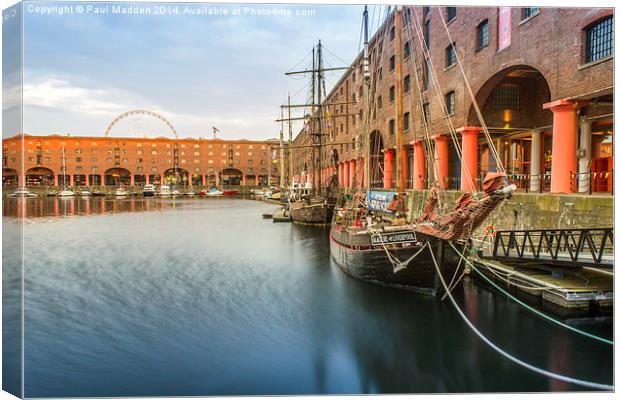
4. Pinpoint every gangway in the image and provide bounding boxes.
[489,228,613,268]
